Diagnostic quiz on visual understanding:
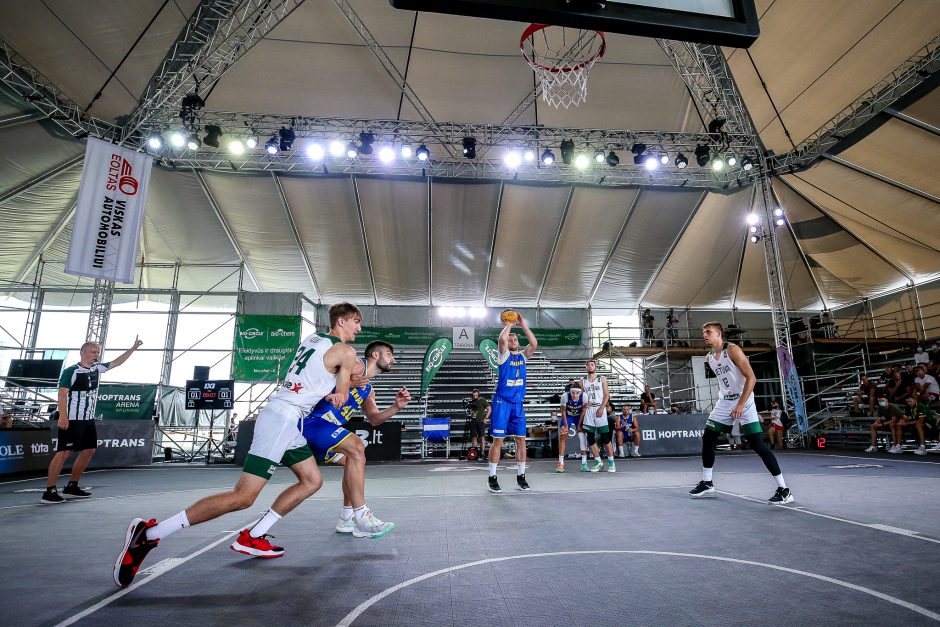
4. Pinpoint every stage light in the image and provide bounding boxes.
[462,137,477,159]
[278,127,296,151]
[630,143,647,156]
[574,153,589,169]
[358,132,374,155]
[595,149,605,163]
[606,151,619,167]
[454,306,466,317]
[307,142,325,160]
[694,144,710,167]
[712,156,725,171]
[660,153,669,165]
[186,134,200,150]
[675,153,688,169]
[400,143,413,159]
[438,306,451,317]
[329,140,345,157]
[746,213,759,225]
[346,143,358,158]
[265,136,279,155]
[416,144,430,161]
[523,148,535,162]
[541,149,556,166]
[773,208,784,217]
[644,155,659,171]
[245,134,259,149]
[742,156,754,171]
[775,217,786,227]
[749,225,758,233]
[378,146,395,163]
[750,234,761,243]
[469,307,487,319]
[228,139,244,155]
[727,155,737,167]
[146,132,163,150]
[203,125,222,148]
[504,150,522,169]
[560,139,574,165]
[169,131,186,148]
